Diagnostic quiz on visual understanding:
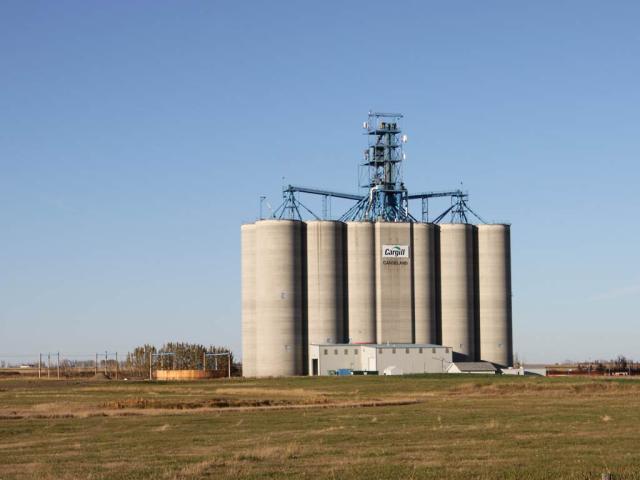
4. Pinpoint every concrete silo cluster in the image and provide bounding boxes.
[241,112,512,377]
